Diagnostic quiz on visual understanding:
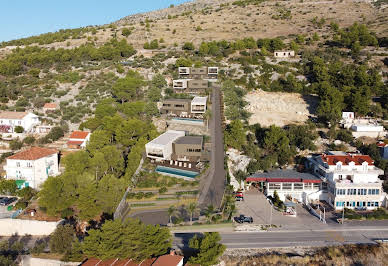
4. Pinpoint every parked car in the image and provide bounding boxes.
[234,214,253,223]
[0,197,17,206]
